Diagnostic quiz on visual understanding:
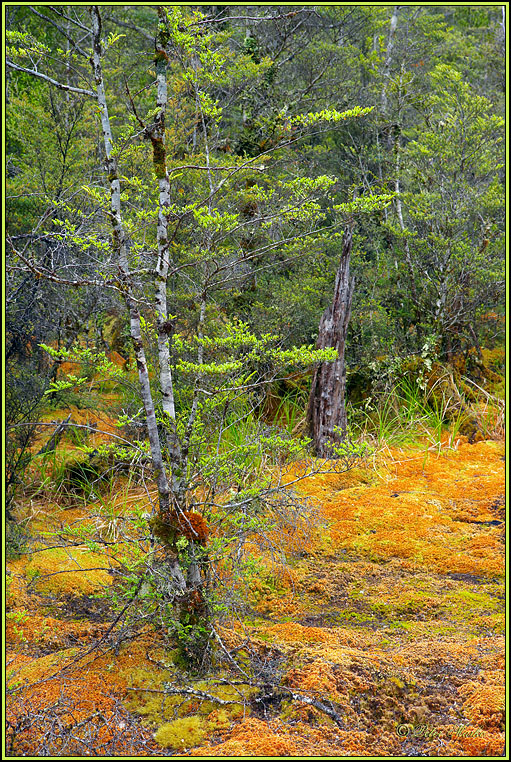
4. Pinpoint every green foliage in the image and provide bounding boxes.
[290,105,374,127]
[395,63,504,356]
